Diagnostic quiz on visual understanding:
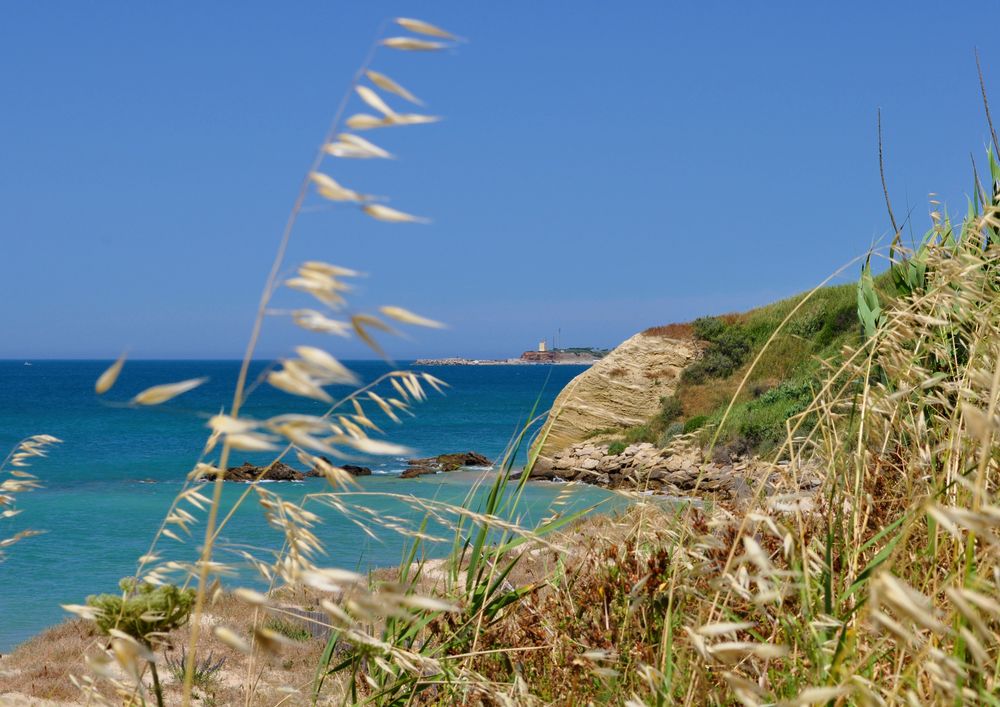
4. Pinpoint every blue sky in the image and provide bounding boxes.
[1,2,997,359]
